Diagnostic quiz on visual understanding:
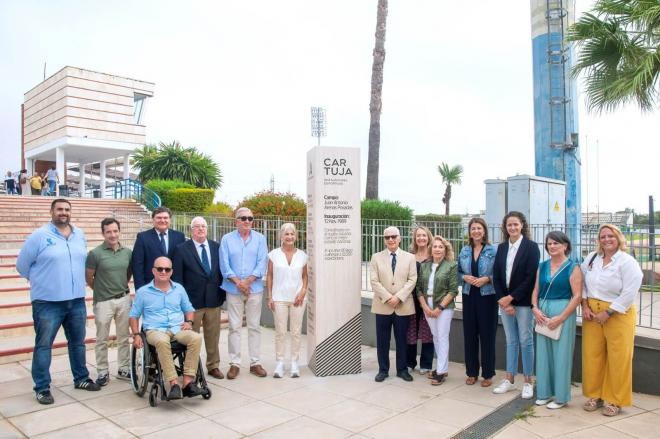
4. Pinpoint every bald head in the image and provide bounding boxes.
[152,256,173,283]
